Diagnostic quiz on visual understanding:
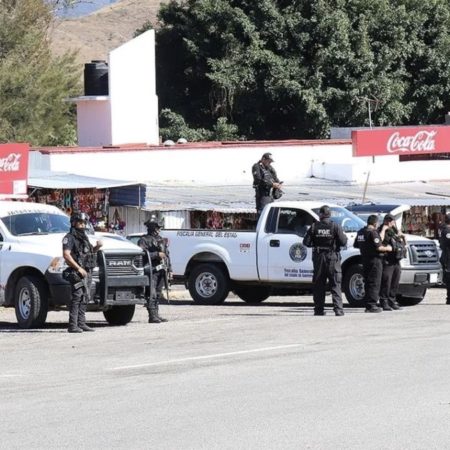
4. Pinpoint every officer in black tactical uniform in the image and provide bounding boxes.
[354,215,392,313]
[303,205,348,316]
[63,212,103,333]
[252,152,283,218]
[439,213,450,304]
[138,220,170,323]
[378,214,404,311]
